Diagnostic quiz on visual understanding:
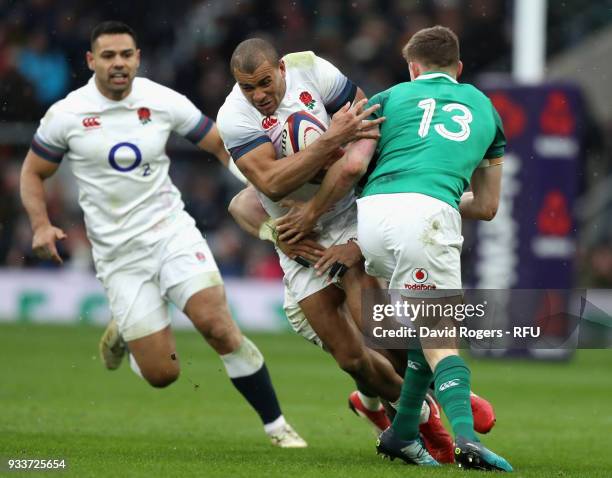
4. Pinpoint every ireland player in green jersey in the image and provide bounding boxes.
[276,26,512,471]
